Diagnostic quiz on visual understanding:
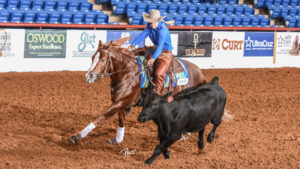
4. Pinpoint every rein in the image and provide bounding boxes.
[96,50,139,78]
